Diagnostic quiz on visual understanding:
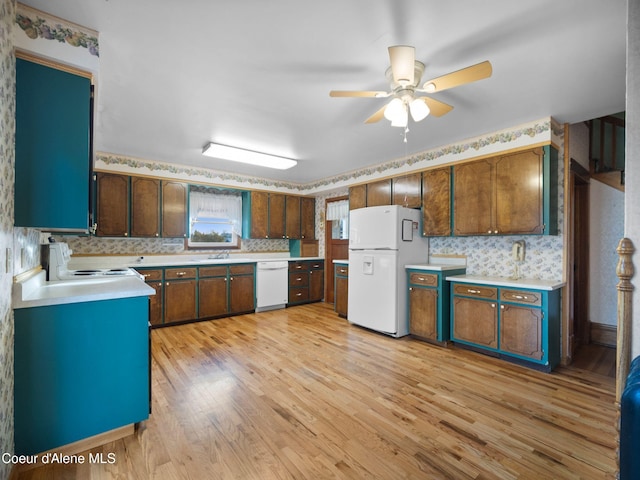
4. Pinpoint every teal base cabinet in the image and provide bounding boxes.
[406,267,466,344]
[14,297,150,455]
[288,260,324,306]
[450,281,561,371]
